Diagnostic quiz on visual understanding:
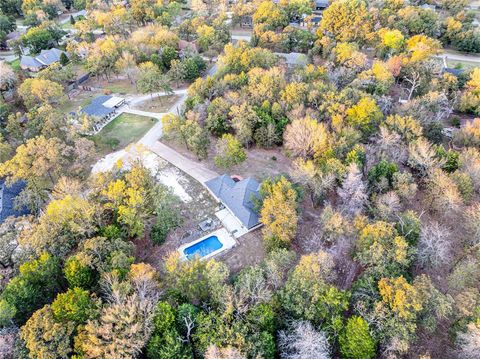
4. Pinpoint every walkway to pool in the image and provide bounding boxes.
[178,227,236,261]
